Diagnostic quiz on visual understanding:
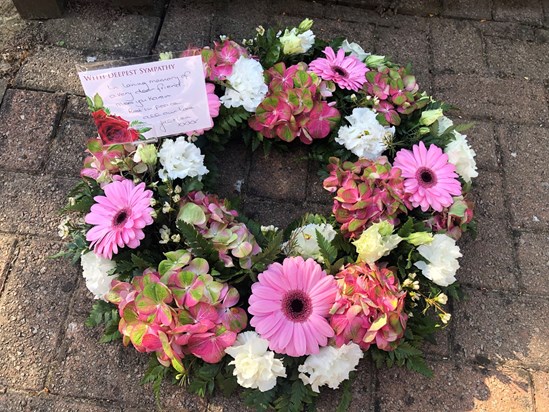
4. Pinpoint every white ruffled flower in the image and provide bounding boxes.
[80,252,116,300]
[220,56,268,112]
[285,223,337,262]
[445,133,478,183]
[336,107,394,160]
[436,115,454,135]
[298,343,363,393]
[415,234,462,287]
[352,221,401,264]
[158,136,208,181]
[280,28,315,55]
[341,39,370,61]
[225,332,286,392]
